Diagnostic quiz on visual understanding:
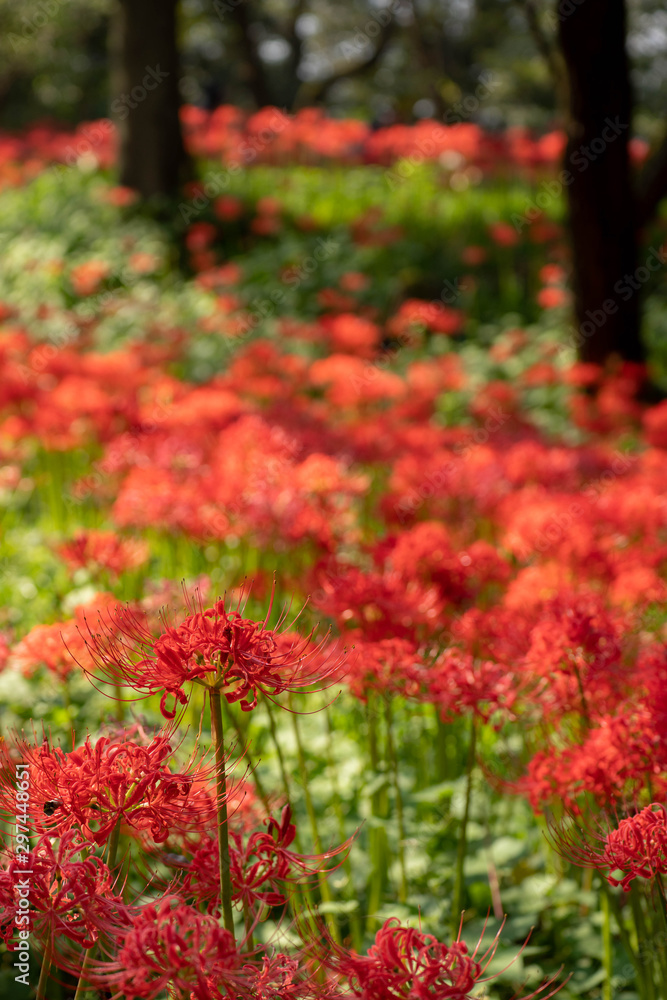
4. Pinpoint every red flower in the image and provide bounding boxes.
[0,831,130,961]
[0,734,205,844]
[69,260,110,296]
[83,585,344,717]
[311,561,443,642]
[461,245,486,266]
[178,805,349,921]
[110,896,241,1000]
[345,637,423,701]
[488,222,519,247]
[537,287,568,310]
[57,529,149,577]
[555,804,667,892]
[331,917,560,999]
[213,195,244,221]
[388,299,464,338]
[186,222,217,252]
